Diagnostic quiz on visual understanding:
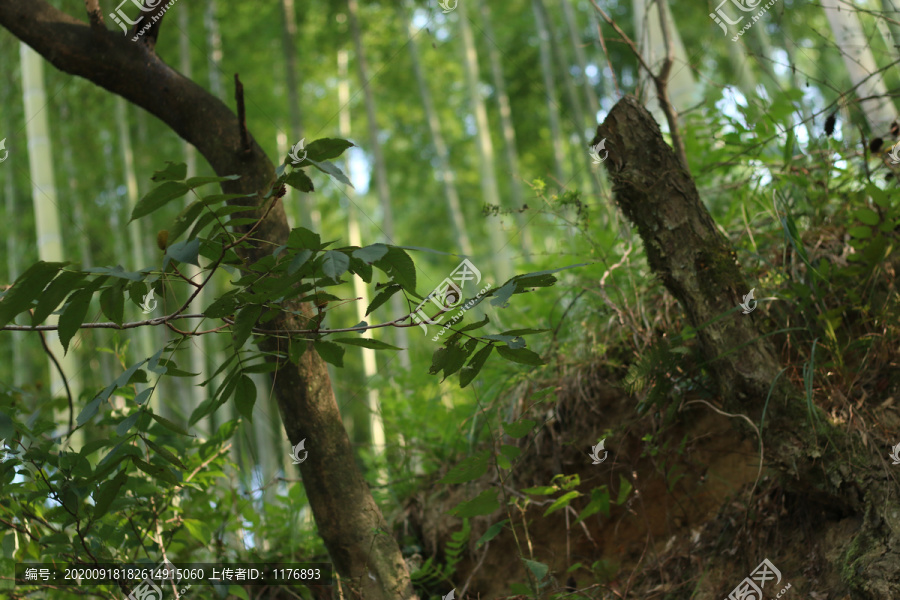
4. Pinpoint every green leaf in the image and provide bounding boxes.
[82,265,145,281]
[575,486,611,524]
[436,342,469,382]
[308,158,353,187]
[143,439,187,470]
[352,243,389,264]
[32,270,86,325]
[366,285,401,316]
[204,290,239,318]
[438,450,489,484]
[134,388,155,406]
[848,225,872,239]
[521,485,557,495]
[77,397,103,426]
[332,337,400,350]
[233,305,262,349]
[100,285,125,326]
[314,340,345,367]
[0,261,66,330]
[476,520,508,548]
[523,559,549,581]
[854,207,880,226]
[375,248,417,294]
[167,200,206,245]
[450,488,499,517]
[500,444,521,459]
[460,344,493,388]
[458,315,490,333]
[149,412,189,436]
[116,412,140,437]
[133,457,179,485]
[285,170,315,193]
[185,174,241,188]
[227,585,251,600]
[543,490,580,516]
[182,518,214,545]
[164,238,201,267]
[151,162,187,182]
[288,227,322,250]
[322,250,350,279]
[497,346,545,366]
[616,474,633,505]
[131,181,191,221]
[305,138,355,162]
[287,249,314,276]
[502,419,536,439]
[92,469,128,519]
[234,375,257,423]
[489,281,516,308]
[59,288,94,353]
